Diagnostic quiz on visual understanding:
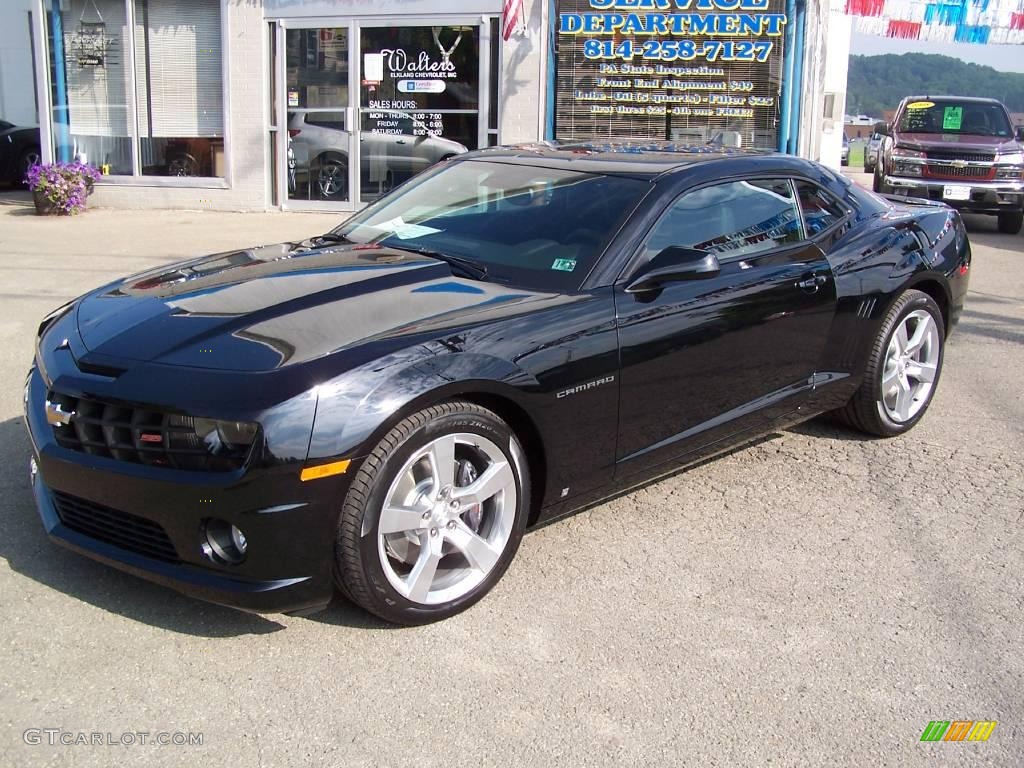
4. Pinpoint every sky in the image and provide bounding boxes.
[850,31,1024,74]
